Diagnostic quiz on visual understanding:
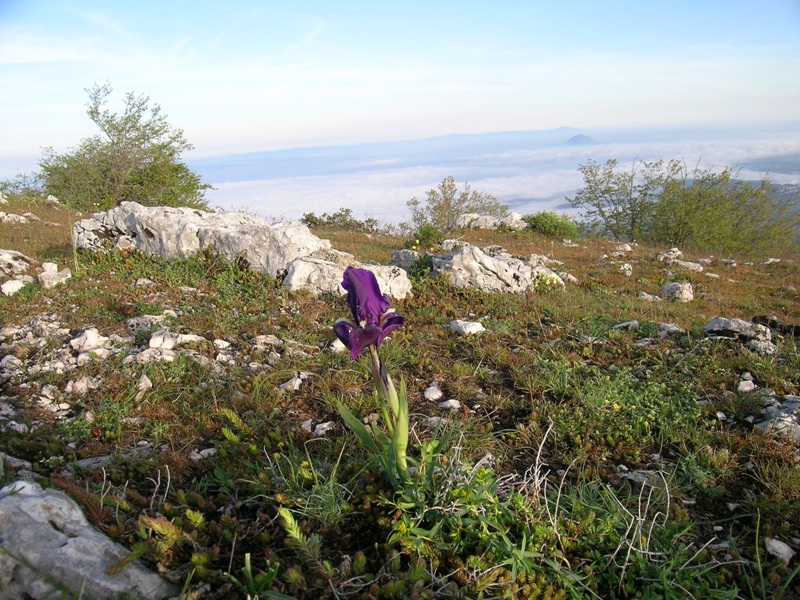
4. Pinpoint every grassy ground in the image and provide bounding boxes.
[1,200,799,599]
